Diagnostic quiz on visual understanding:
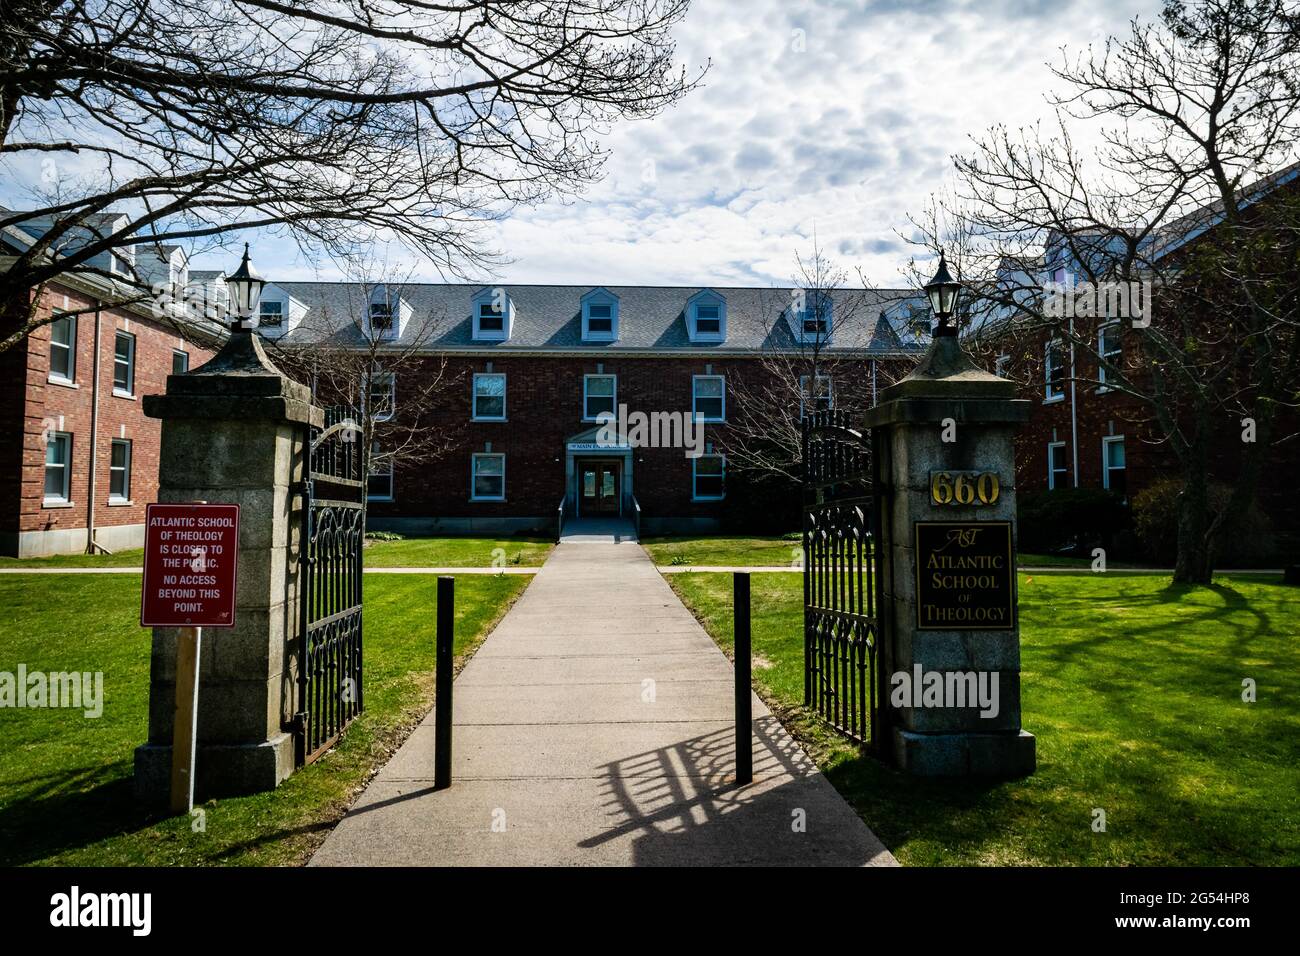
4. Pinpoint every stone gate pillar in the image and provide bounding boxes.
[134,329,321,801]
[864,334,1036,777]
